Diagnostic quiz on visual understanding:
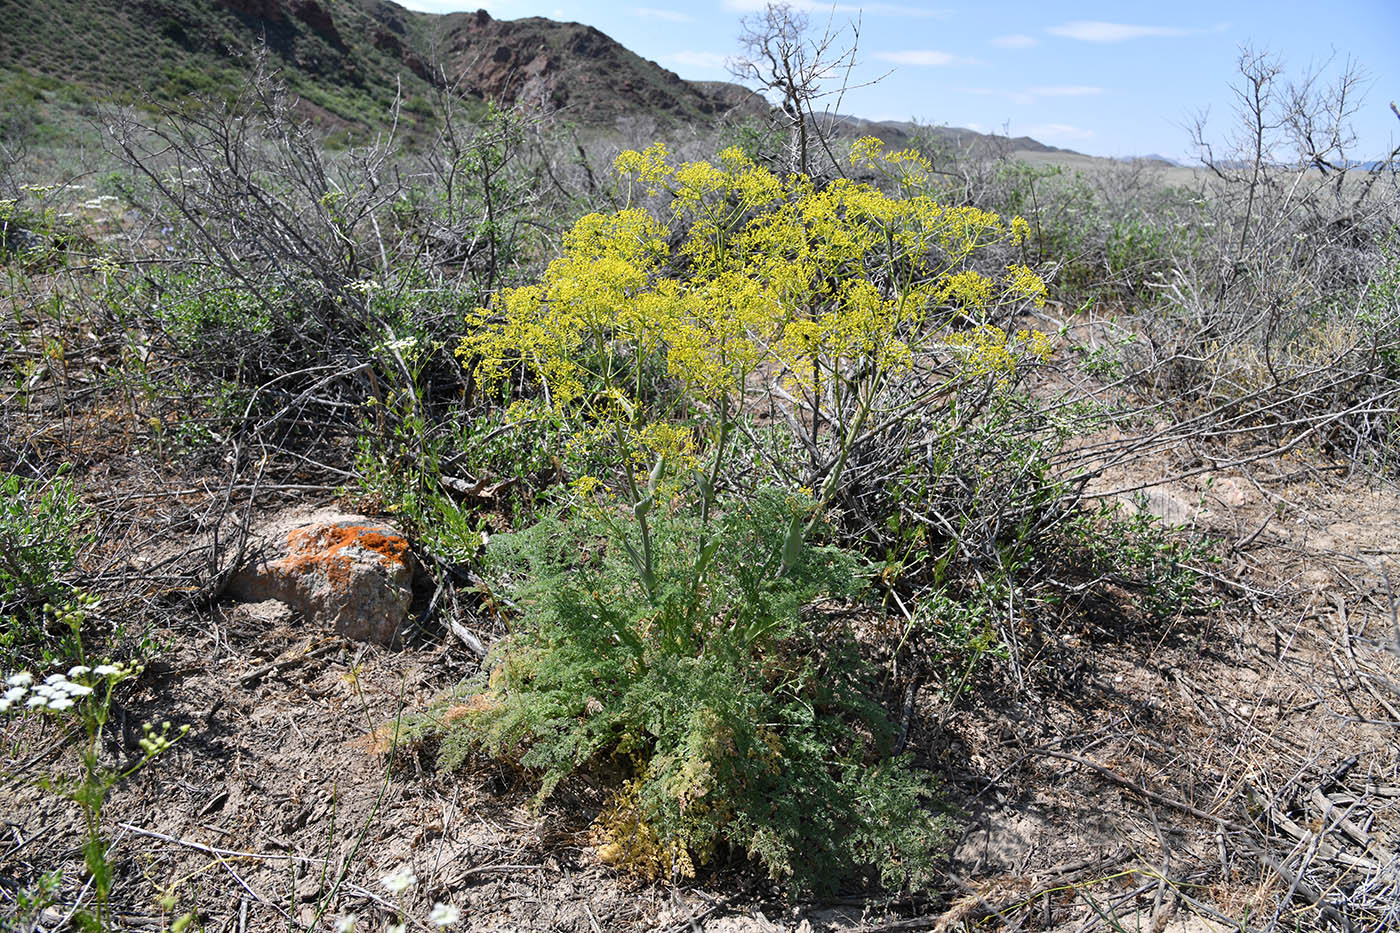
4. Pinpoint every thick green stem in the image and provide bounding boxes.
[614,422,655,599]
[777,374,880,578]
[806,370,878,538]
[698,394,730,530]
